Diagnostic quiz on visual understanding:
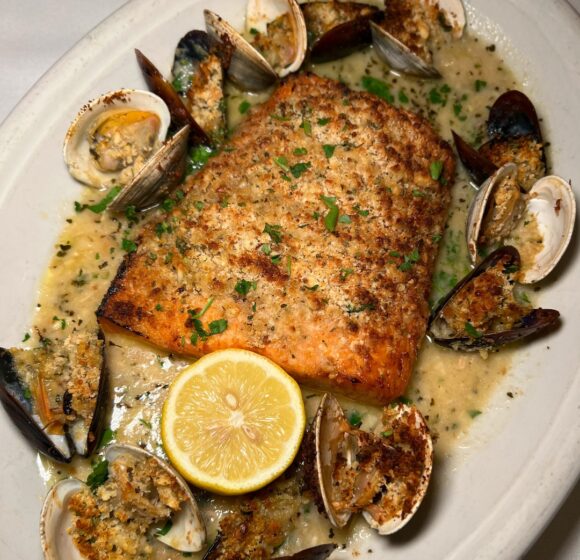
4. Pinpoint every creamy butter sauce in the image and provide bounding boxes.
[26,21,534,560]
